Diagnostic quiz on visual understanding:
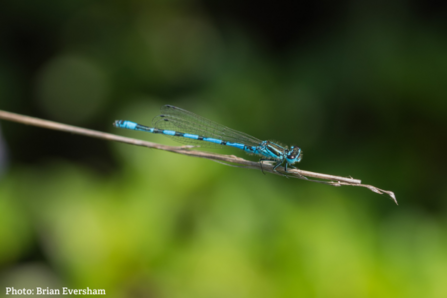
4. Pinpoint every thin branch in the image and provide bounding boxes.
[0,110,397,204]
